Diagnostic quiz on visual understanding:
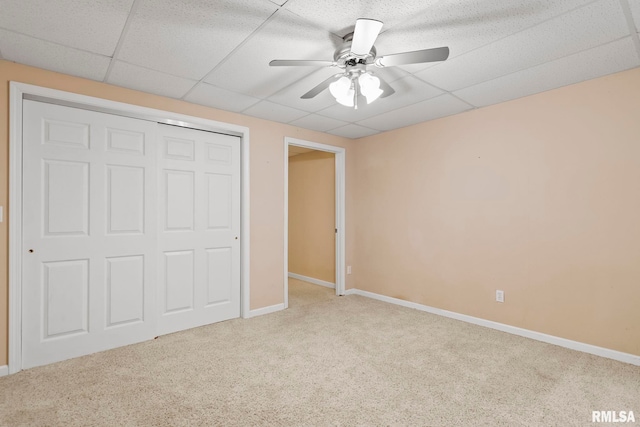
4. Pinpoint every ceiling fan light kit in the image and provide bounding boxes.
[269,18,450,109]
[329,76,354,107]
[329,70,383,109]
[358,73,383,103]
